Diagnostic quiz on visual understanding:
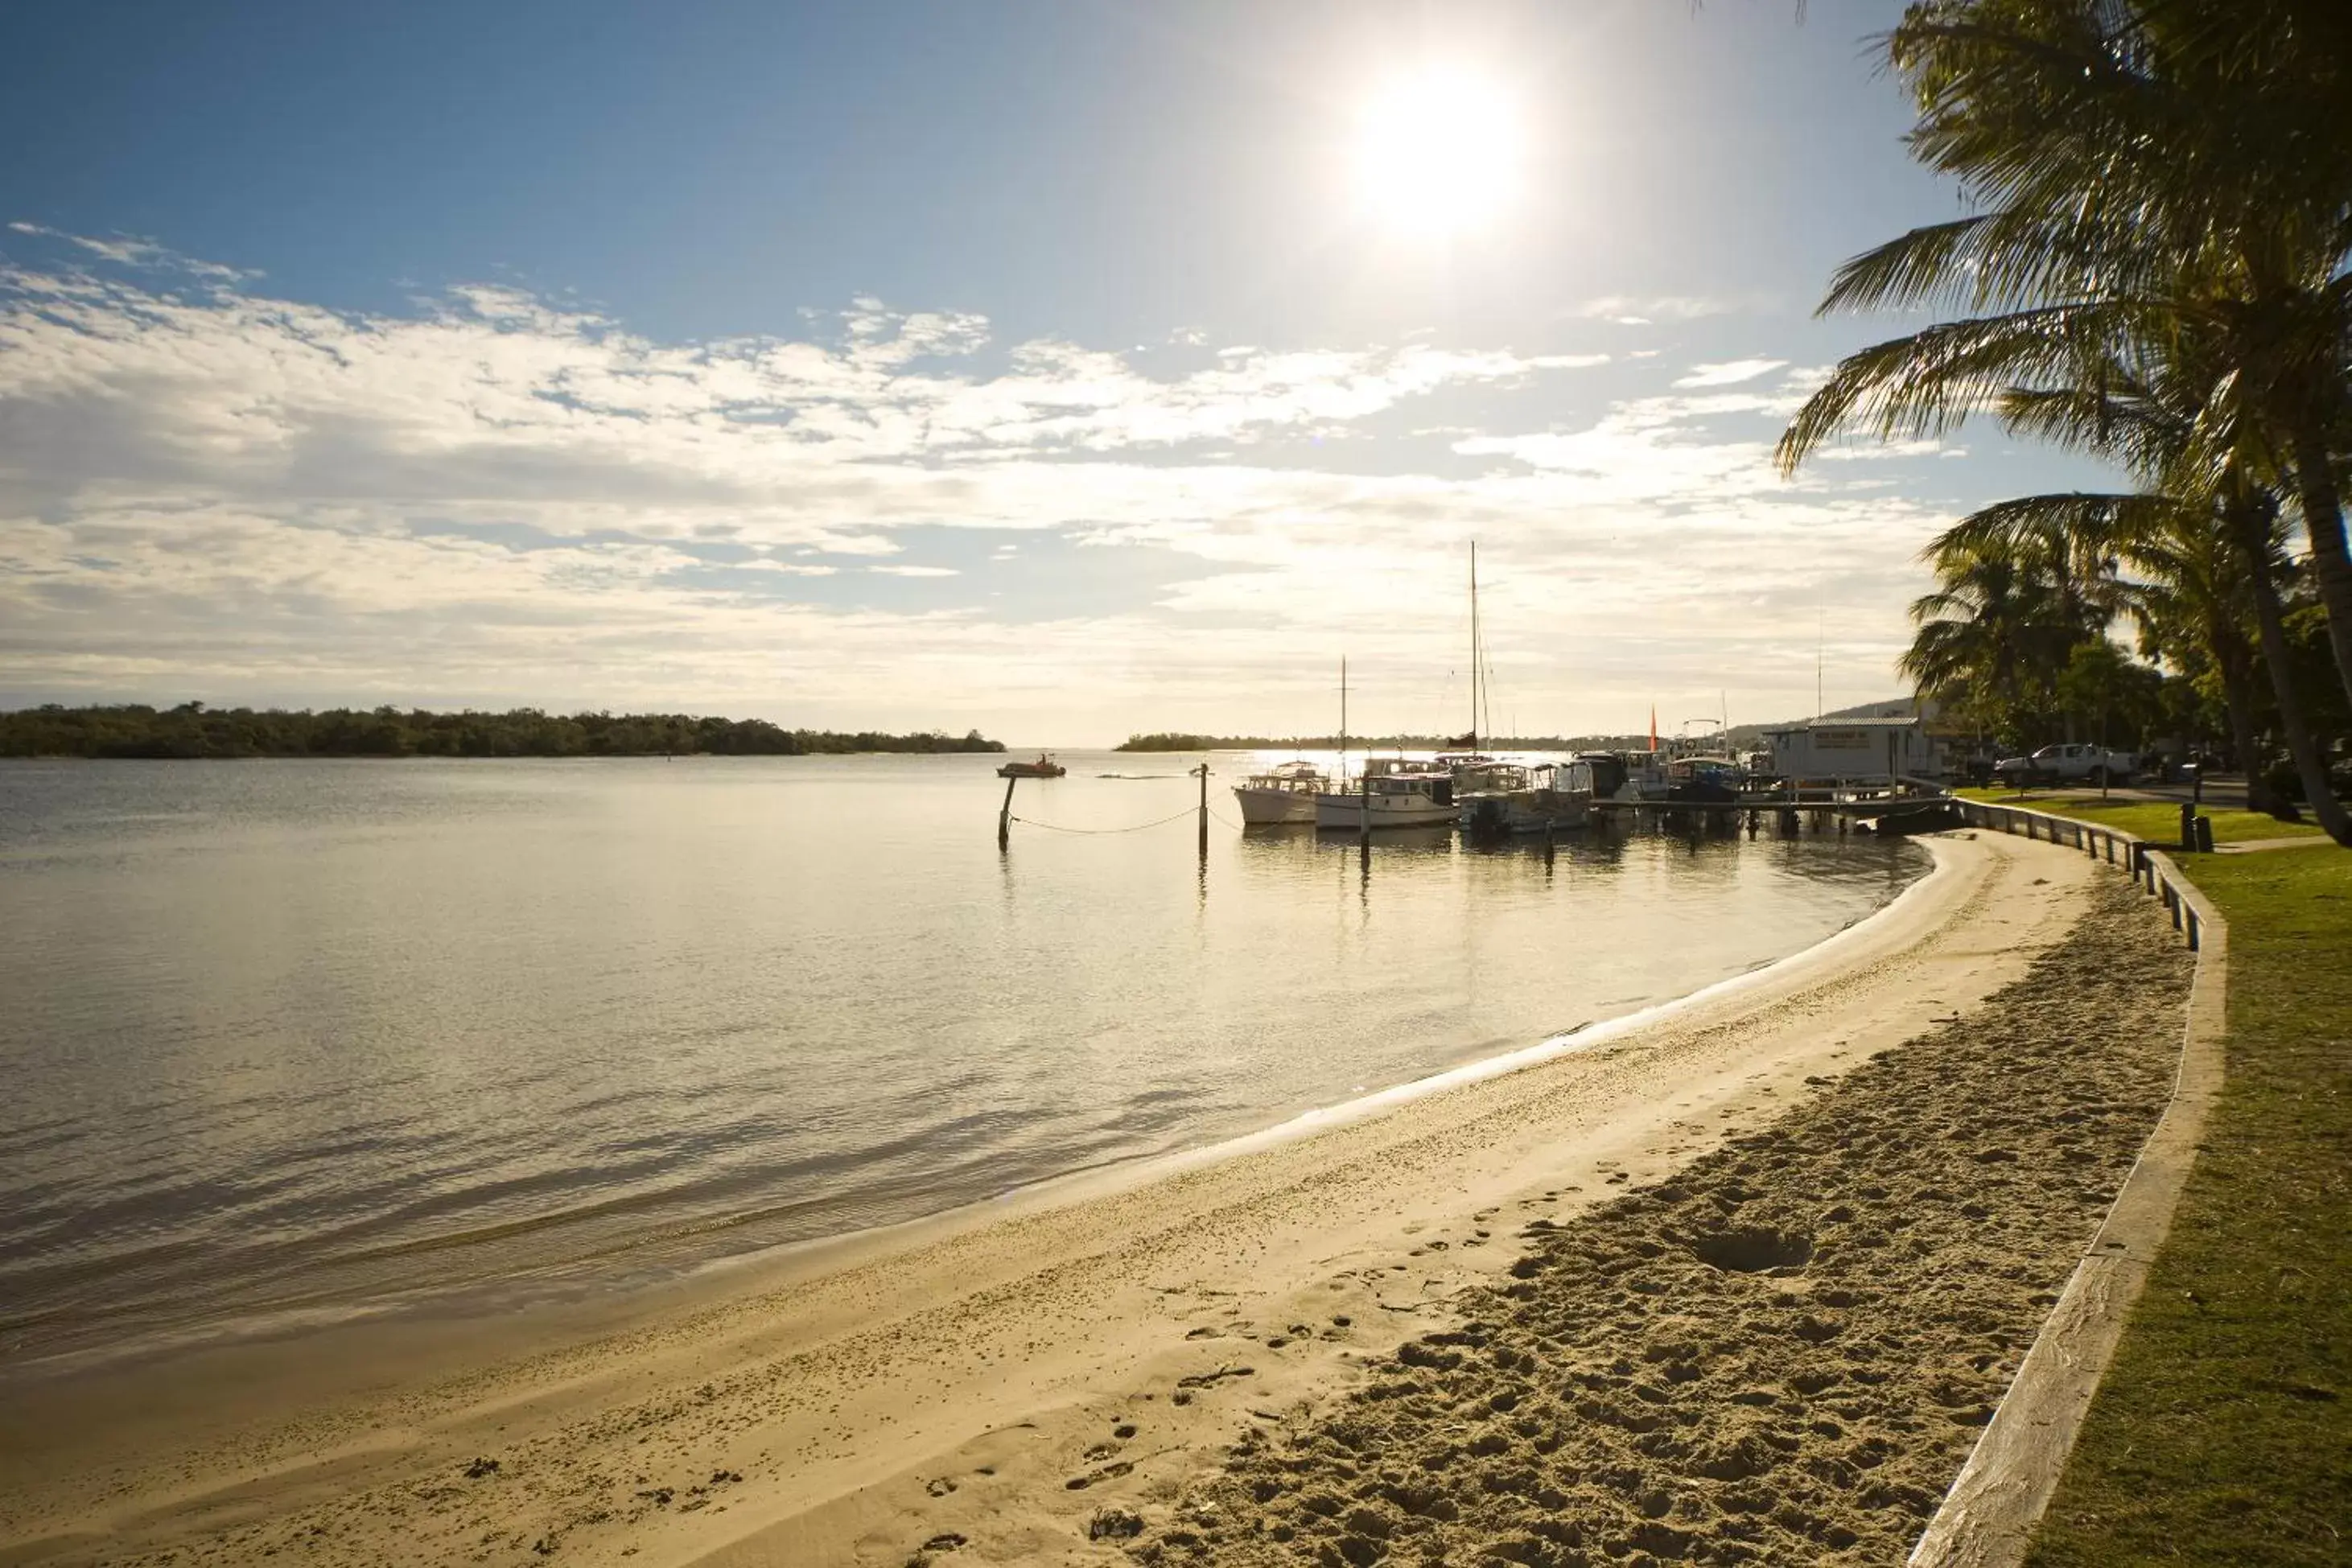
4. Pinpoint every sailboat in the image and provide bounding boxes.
[1310,546,1490,831]
[1448,543,1597,834]
[1439,541,1510,774]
